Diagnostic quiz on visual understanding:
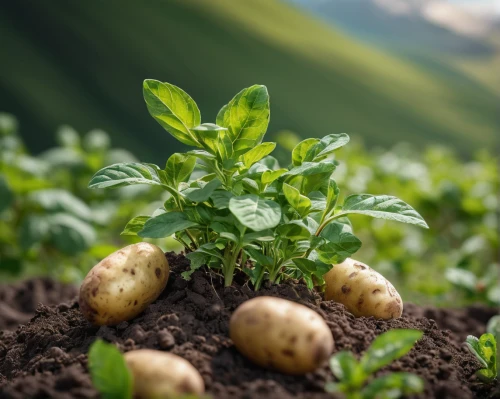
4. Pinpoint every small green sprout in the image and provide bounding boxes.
[325,329,424,399]
[466,321,498,383]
